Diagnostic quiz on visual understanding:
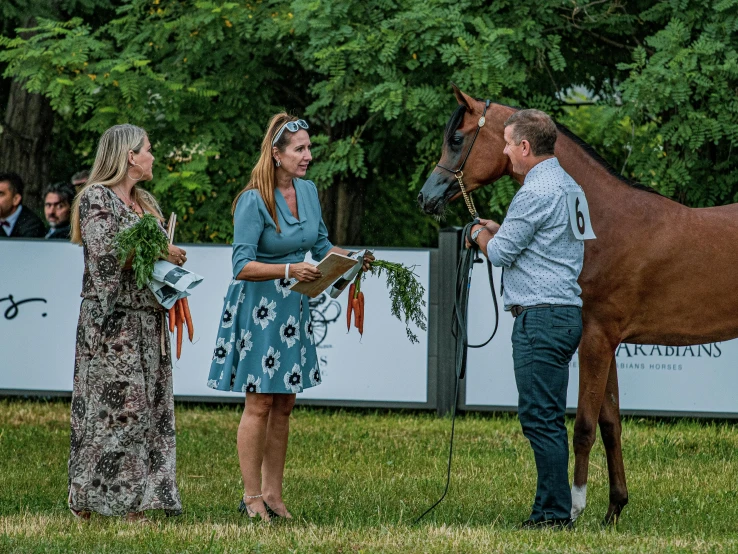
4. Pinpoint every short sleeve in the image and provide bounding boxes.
[305,180,333,261]
[232,191,265,278]
[80,185,121,315]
